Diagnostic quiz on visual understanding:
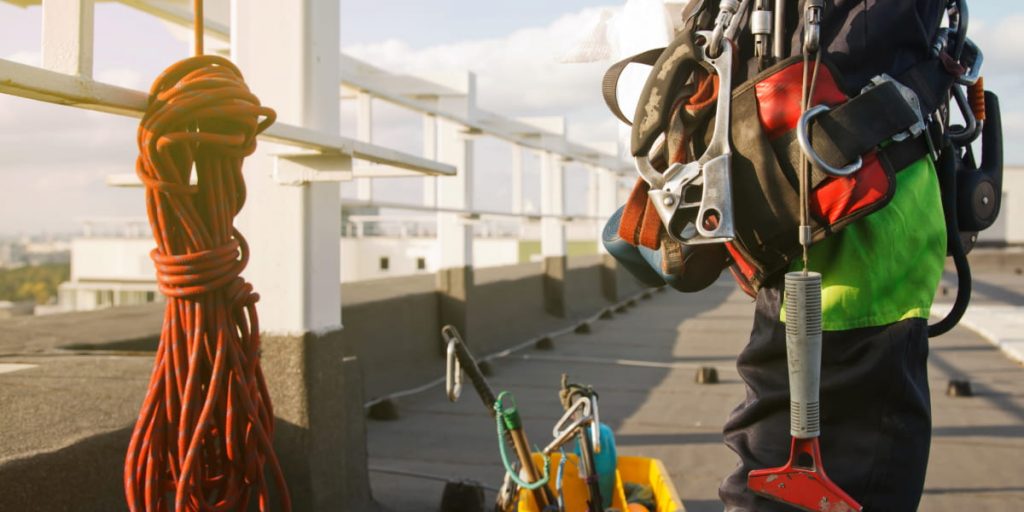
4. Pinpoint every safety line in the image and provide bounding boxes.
[363,288,657,409]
